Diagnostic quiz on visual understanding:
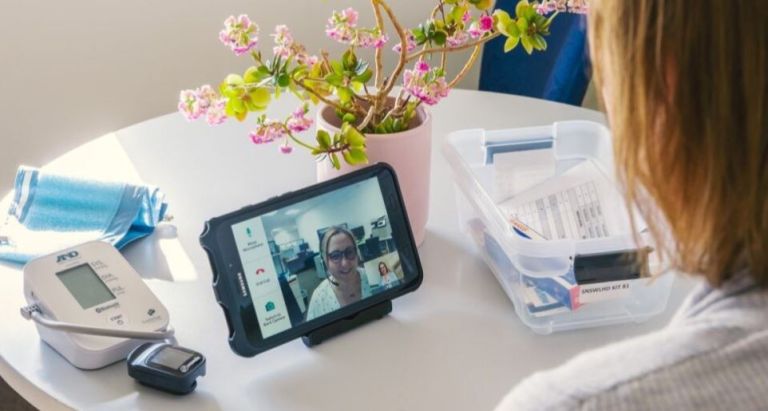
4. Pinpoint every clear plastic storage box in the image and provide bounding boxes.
[443,121,673,334]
